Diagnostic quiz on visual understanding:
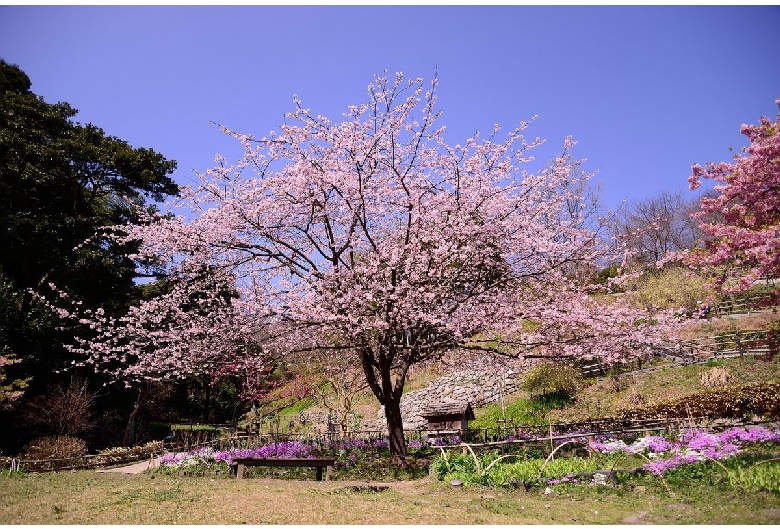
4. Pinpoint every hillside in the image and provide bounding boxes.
[281,309,779,434]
